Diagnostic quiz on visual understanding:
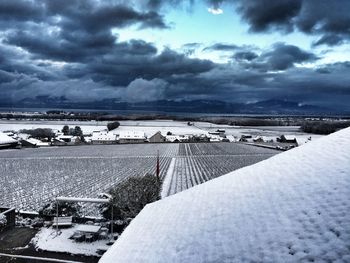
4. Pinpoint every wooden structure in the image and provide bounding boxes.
[0,207,16,232]
[149,132,166,143]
